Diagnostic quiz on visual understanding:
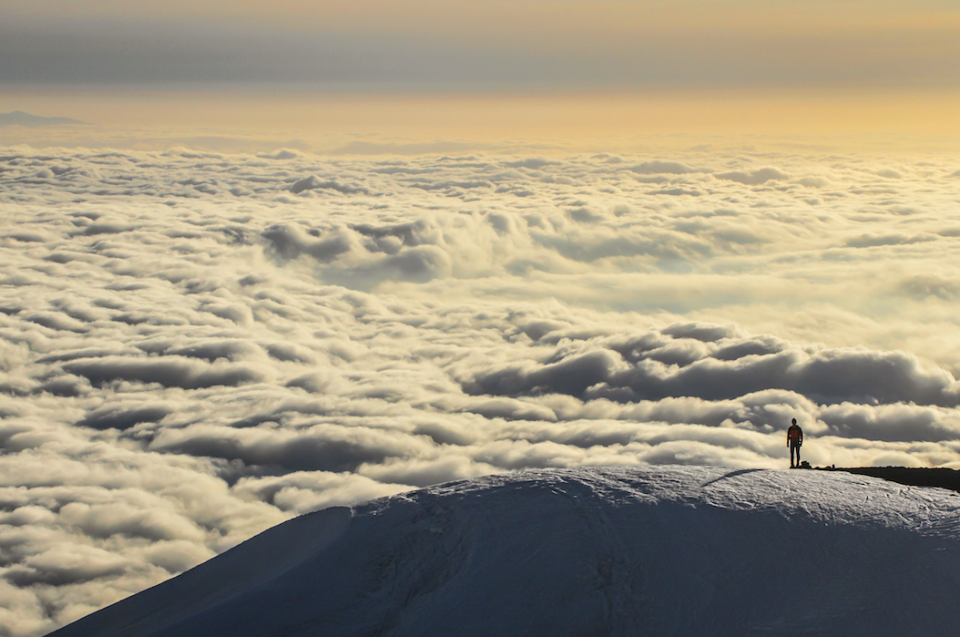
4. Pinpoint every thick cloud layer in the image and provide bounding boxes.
[2,146,960,635]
